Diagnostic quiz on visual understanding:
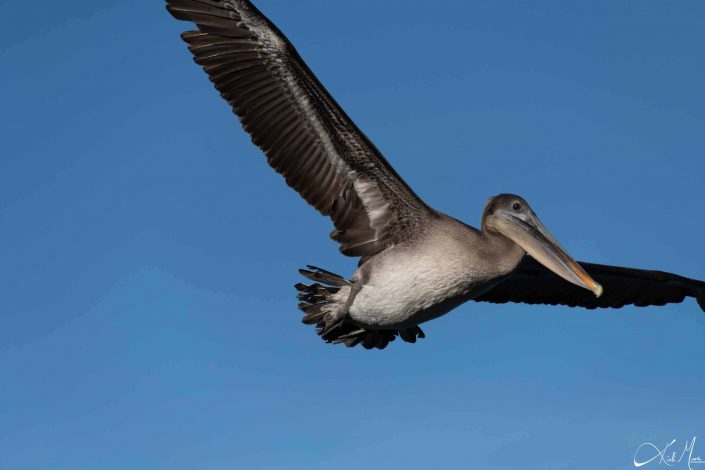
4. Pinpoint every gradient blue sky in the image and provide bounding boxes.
[1,1,704,469]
